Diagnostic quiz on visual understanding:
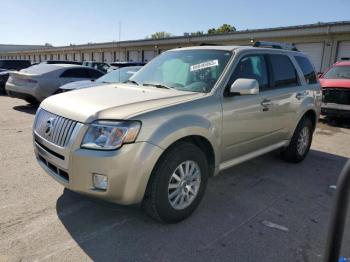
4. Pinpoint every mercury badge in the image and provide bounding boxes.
[45,117,56,138]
